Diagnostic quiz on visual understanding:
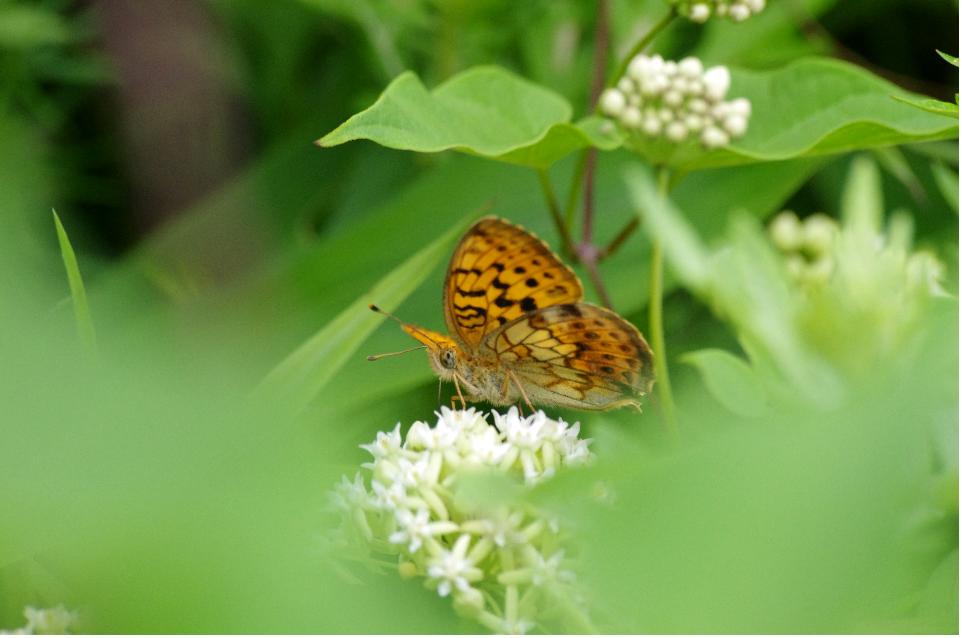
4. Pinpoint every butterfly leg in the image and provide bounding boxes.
[507,370,536,413]
[452,373,467,409]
